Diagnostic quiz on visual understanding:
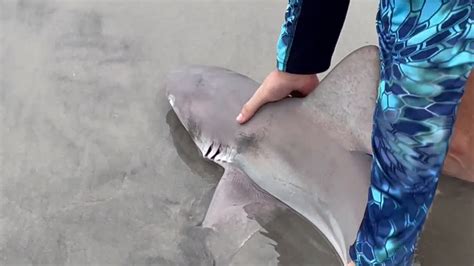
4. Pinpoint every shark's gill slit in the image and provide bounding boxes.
[211,144,221,160]
[205,142,214,157]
